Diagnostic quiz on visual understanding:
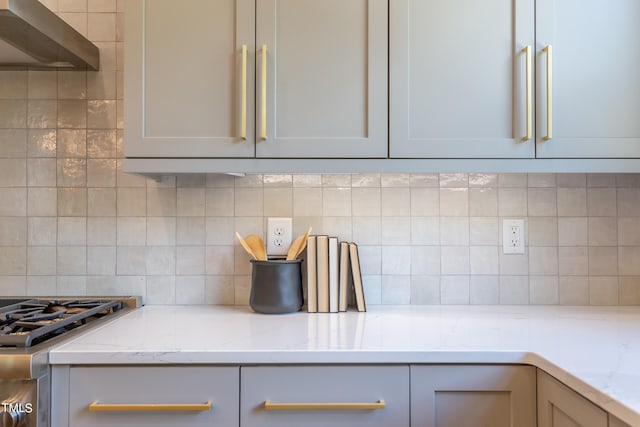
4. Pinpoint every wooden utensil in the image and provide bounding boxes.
[245,234,267,261]
[286,226,313,260]
[235,232,257,260]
